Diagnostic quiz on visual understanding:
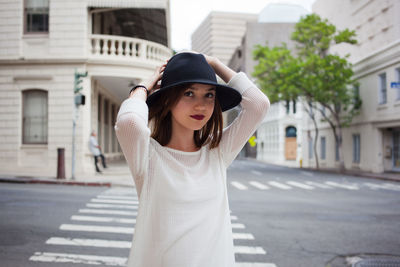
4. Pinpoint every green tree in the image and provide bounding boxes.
[253,14,361,171]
